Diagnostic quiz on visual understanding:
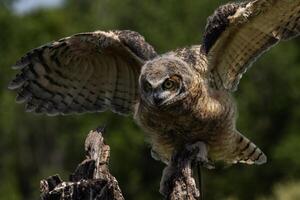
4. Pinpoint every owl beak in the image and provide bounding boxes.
[153,93,164,106]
